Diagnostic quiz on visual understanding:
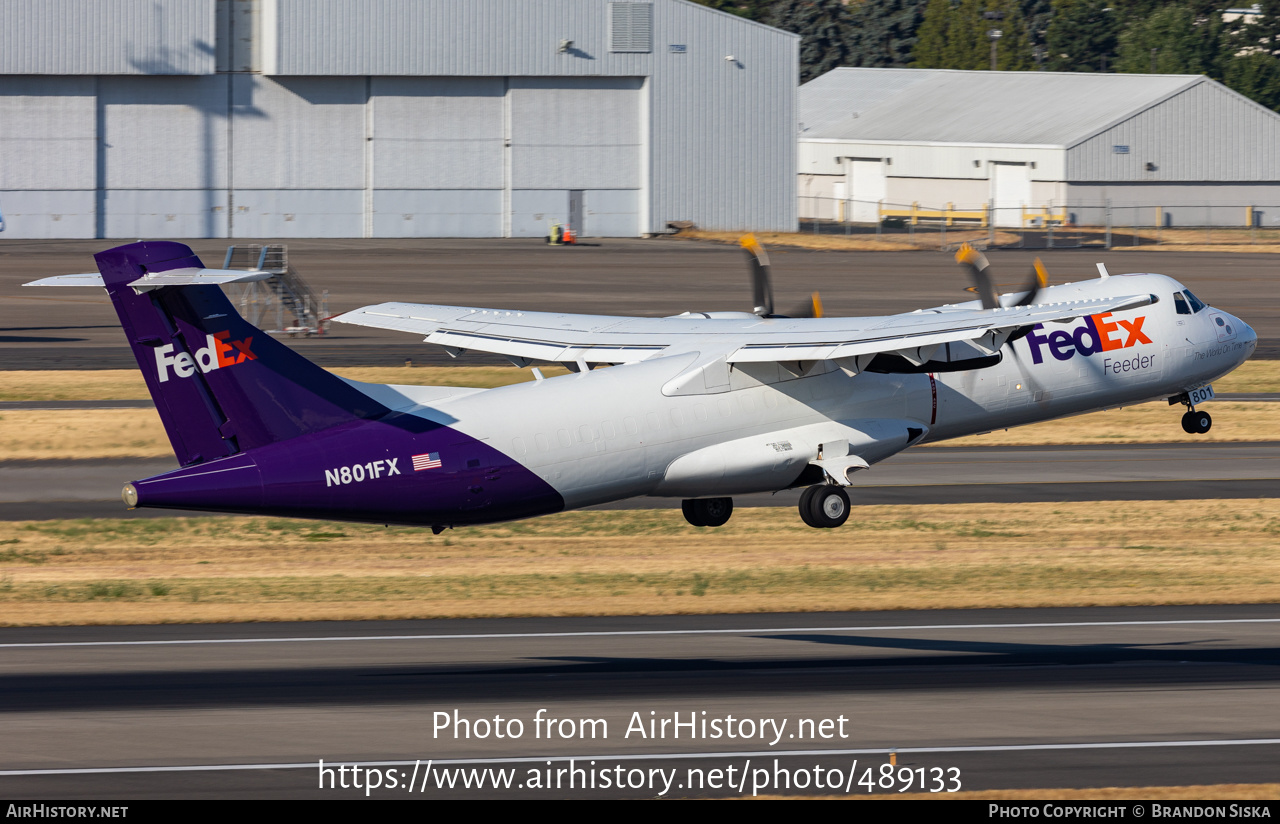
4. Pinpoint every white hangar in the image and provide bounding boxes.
[798,68,1280,227]
[0,0,798,239]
